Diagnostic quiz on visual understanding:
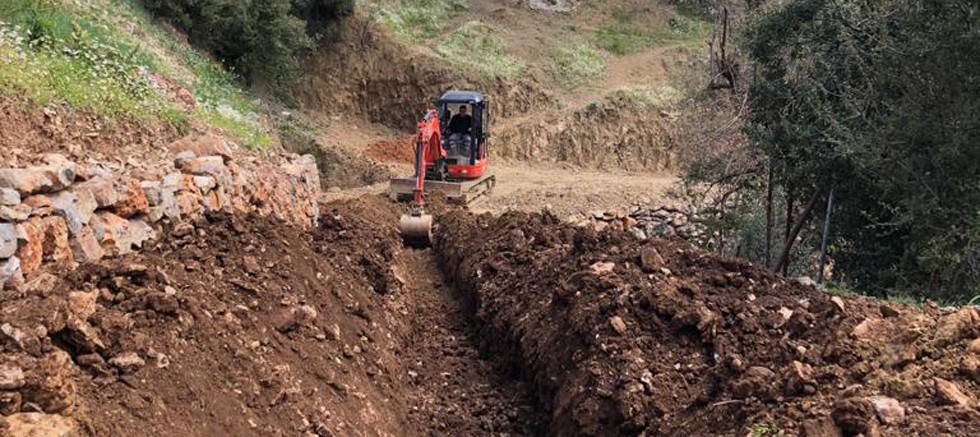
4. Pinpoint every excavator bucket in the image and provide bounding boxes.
[399,211,433,247]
